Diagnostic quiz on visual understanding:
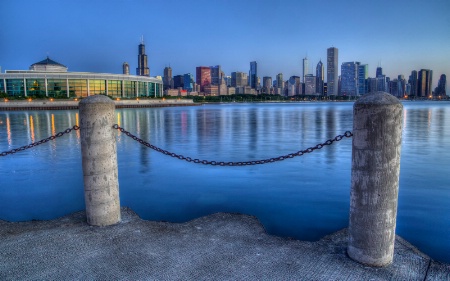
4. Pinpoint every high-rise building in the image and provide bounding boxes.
[262,76,272,94]
[173,75,184,89]
[327,47,338,96]
[435,74,447,97]
[183,73,194,92]
[276,73,284,88]
[302,57,309,83]
[210,65,221,85]
[288,76,301,96]
[409,70,418,97]
[305,74,317,95]
[163,66,173,90]
[418,69,433,98]
[377,75,388,93]
[397,75,406,97]
[368,78,377,93]
[358,64,368,95]
[196,66,211,92]
[376,66,383,77]
[316,60,324,95]
[249,61,257,89]
[136,38,150,76]
[341,62,360,96]
[389,79,399,96]
[224,76,231,86]
[123,62,129,75]
[231,72,248,87]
